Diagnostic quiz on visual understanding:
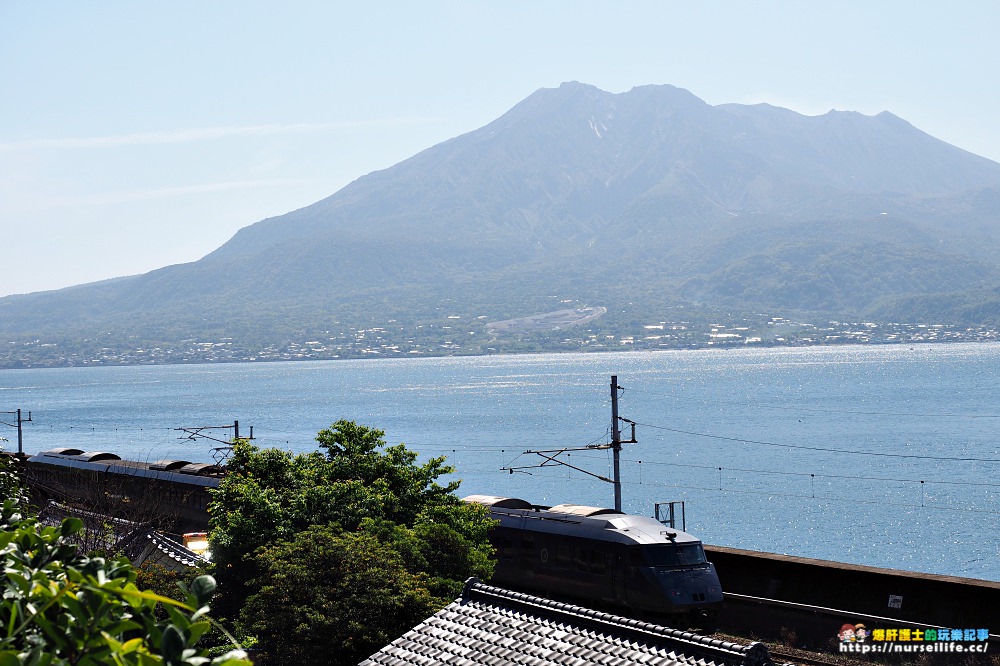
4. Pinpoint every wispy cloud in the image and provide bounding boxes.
[5,178,332,211]
[0,118,436,151]
[76,178,332,205]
